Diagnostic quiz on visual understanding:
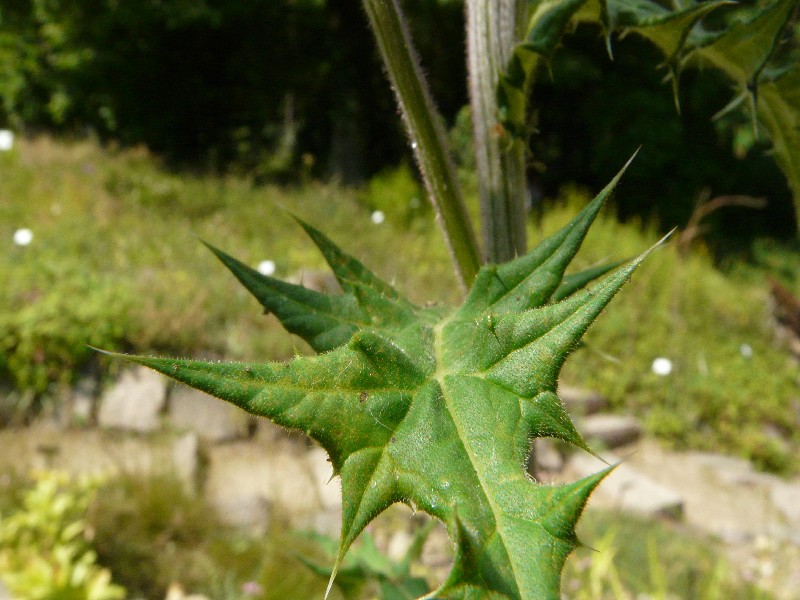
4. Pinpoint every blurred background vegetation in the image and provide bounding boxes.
[1,0,799,468]
[0,0,795,243]
[1,1,800,597]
